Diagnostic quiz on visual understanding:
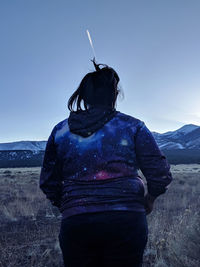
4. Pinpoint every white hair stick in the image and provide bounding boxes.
[86,29,97,59]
